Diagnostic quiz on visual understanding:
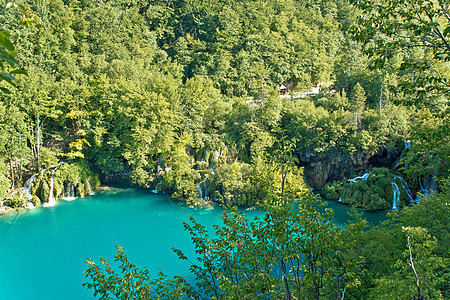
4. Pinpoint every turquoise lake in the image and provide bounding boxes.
[0,186,386,299]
